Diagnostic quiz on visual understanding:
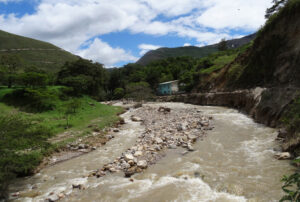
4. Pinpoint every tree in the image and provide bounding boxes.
[57,58,107,98]
[20,72,48,88]
[0,54,22,88]
[265,0,288,19]
[63,99,81,128]
[218,38,227,51]
[125,82,154,101]
[113,88,125,100]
